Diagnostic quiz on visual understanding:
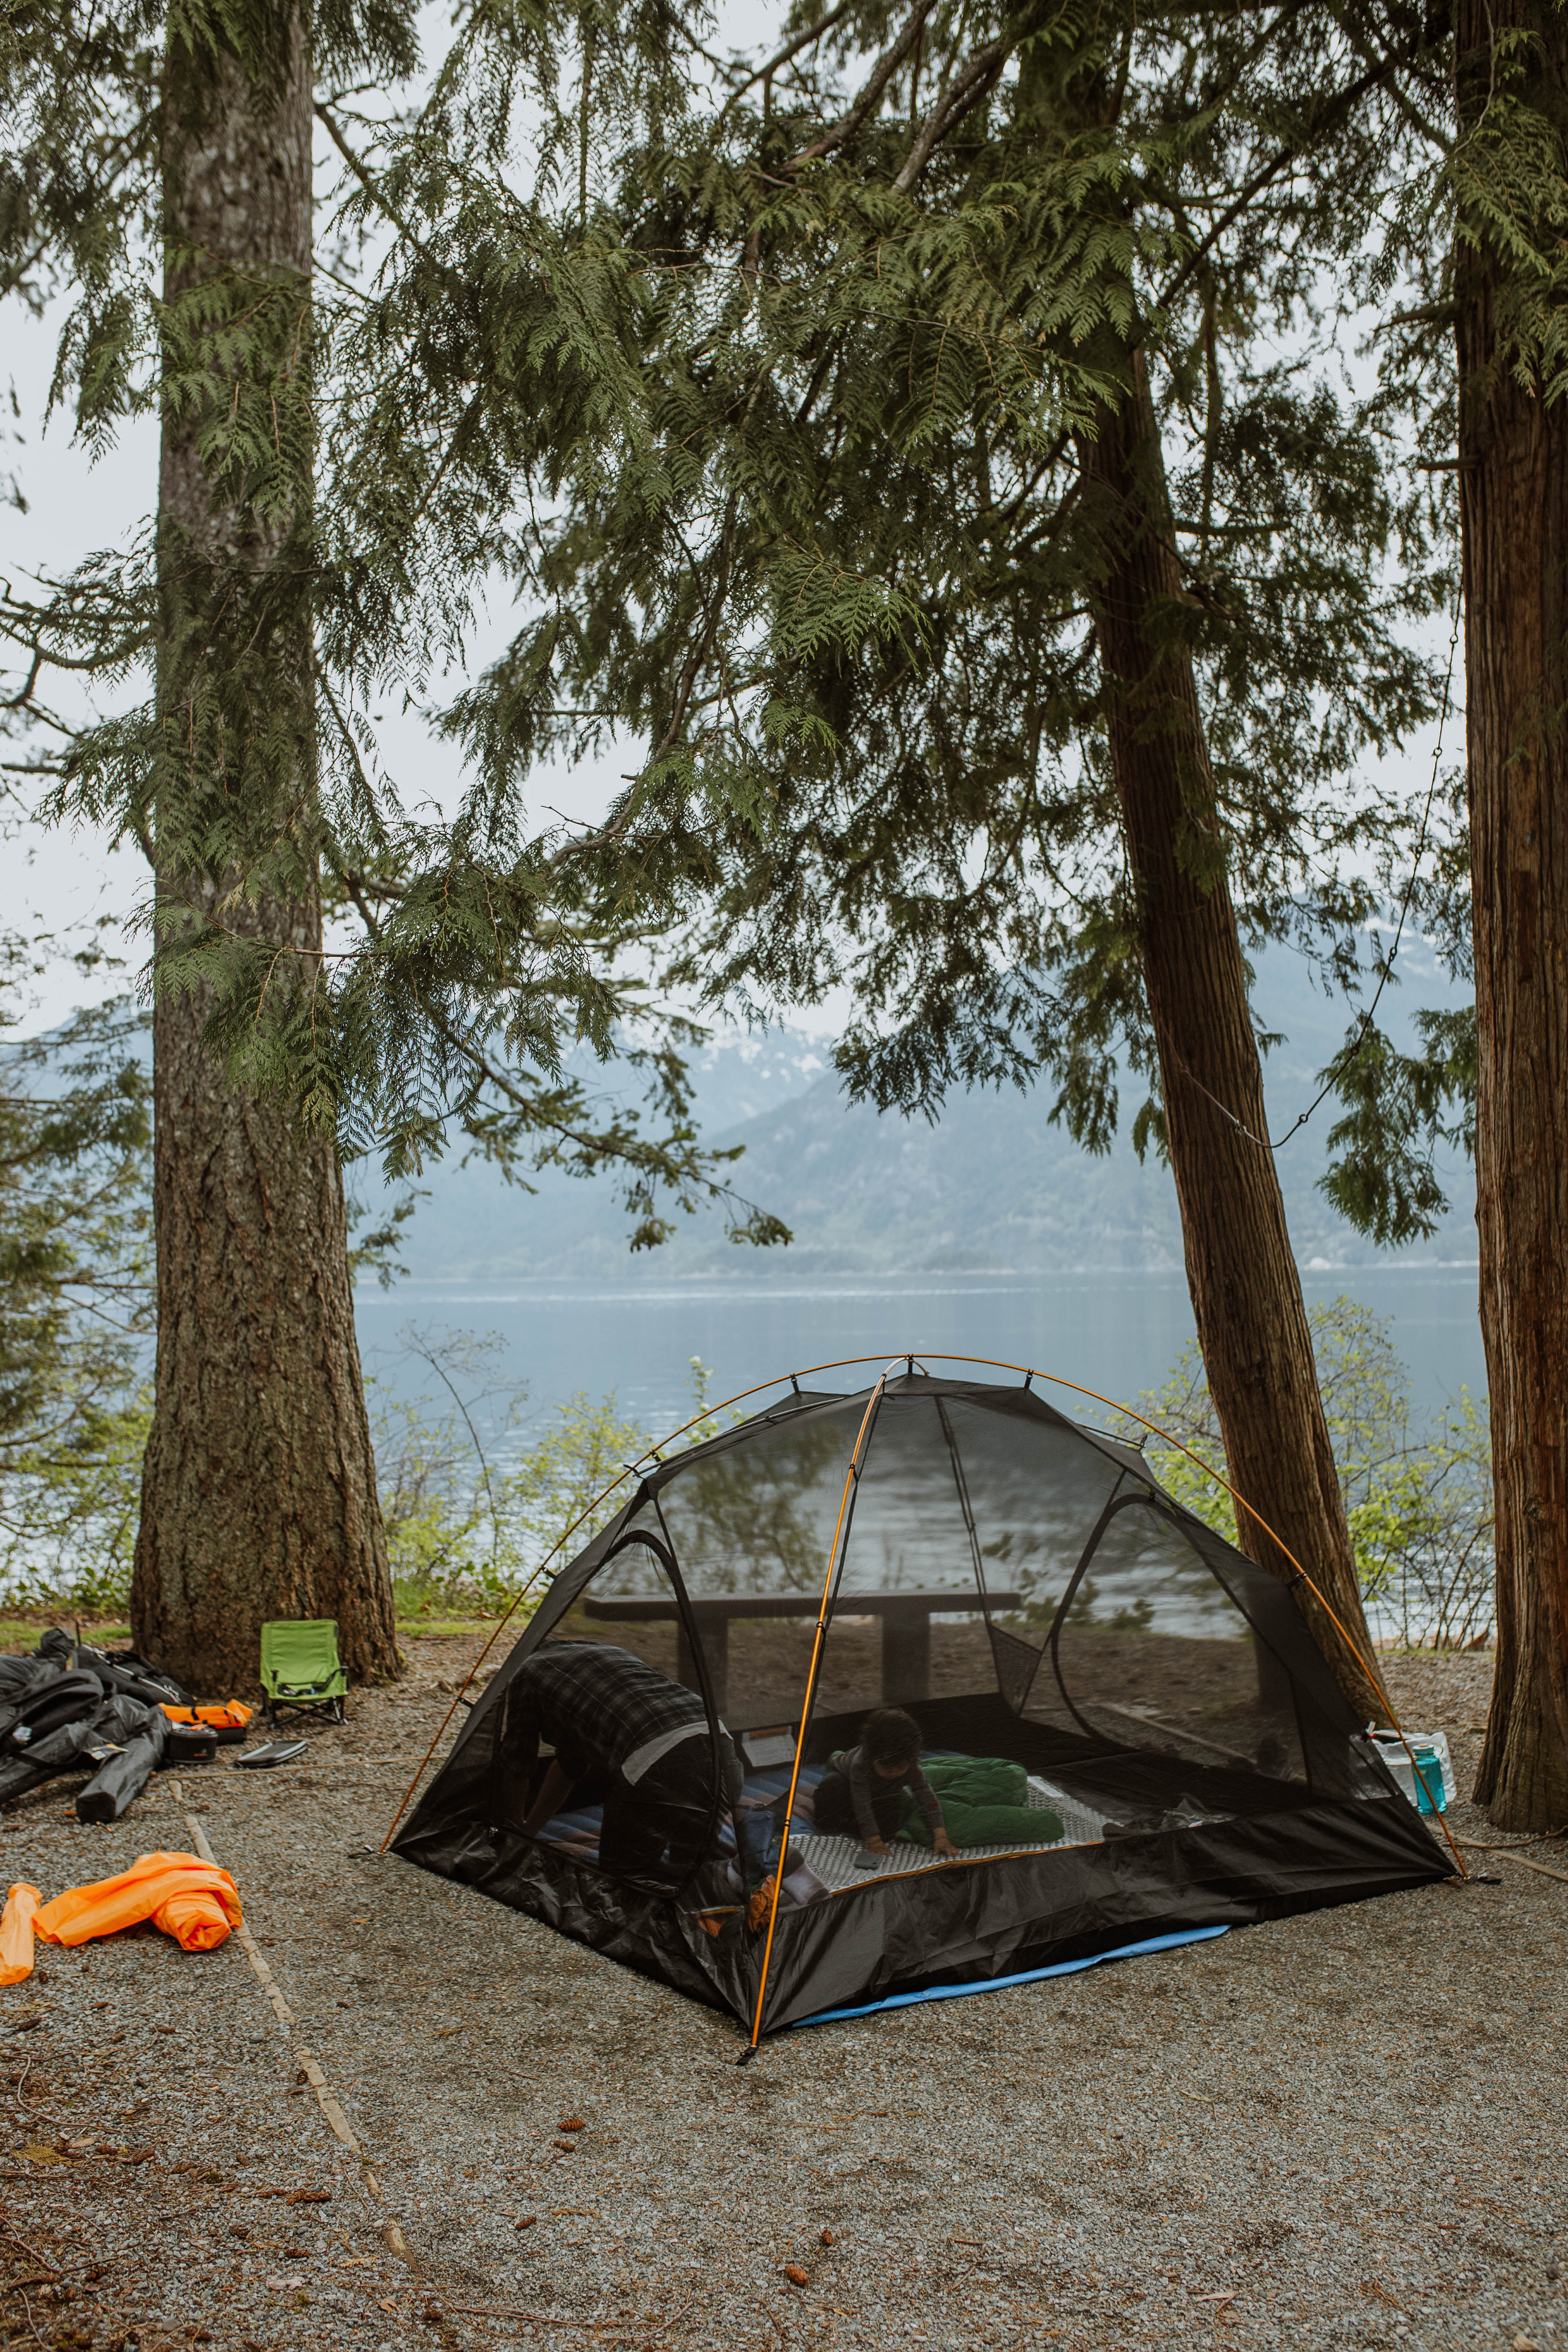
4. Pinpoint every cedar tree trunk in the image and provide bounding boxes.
[1078,353,1383,1723]
[132,7,398,1695]
[1458,0,1568,1830]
